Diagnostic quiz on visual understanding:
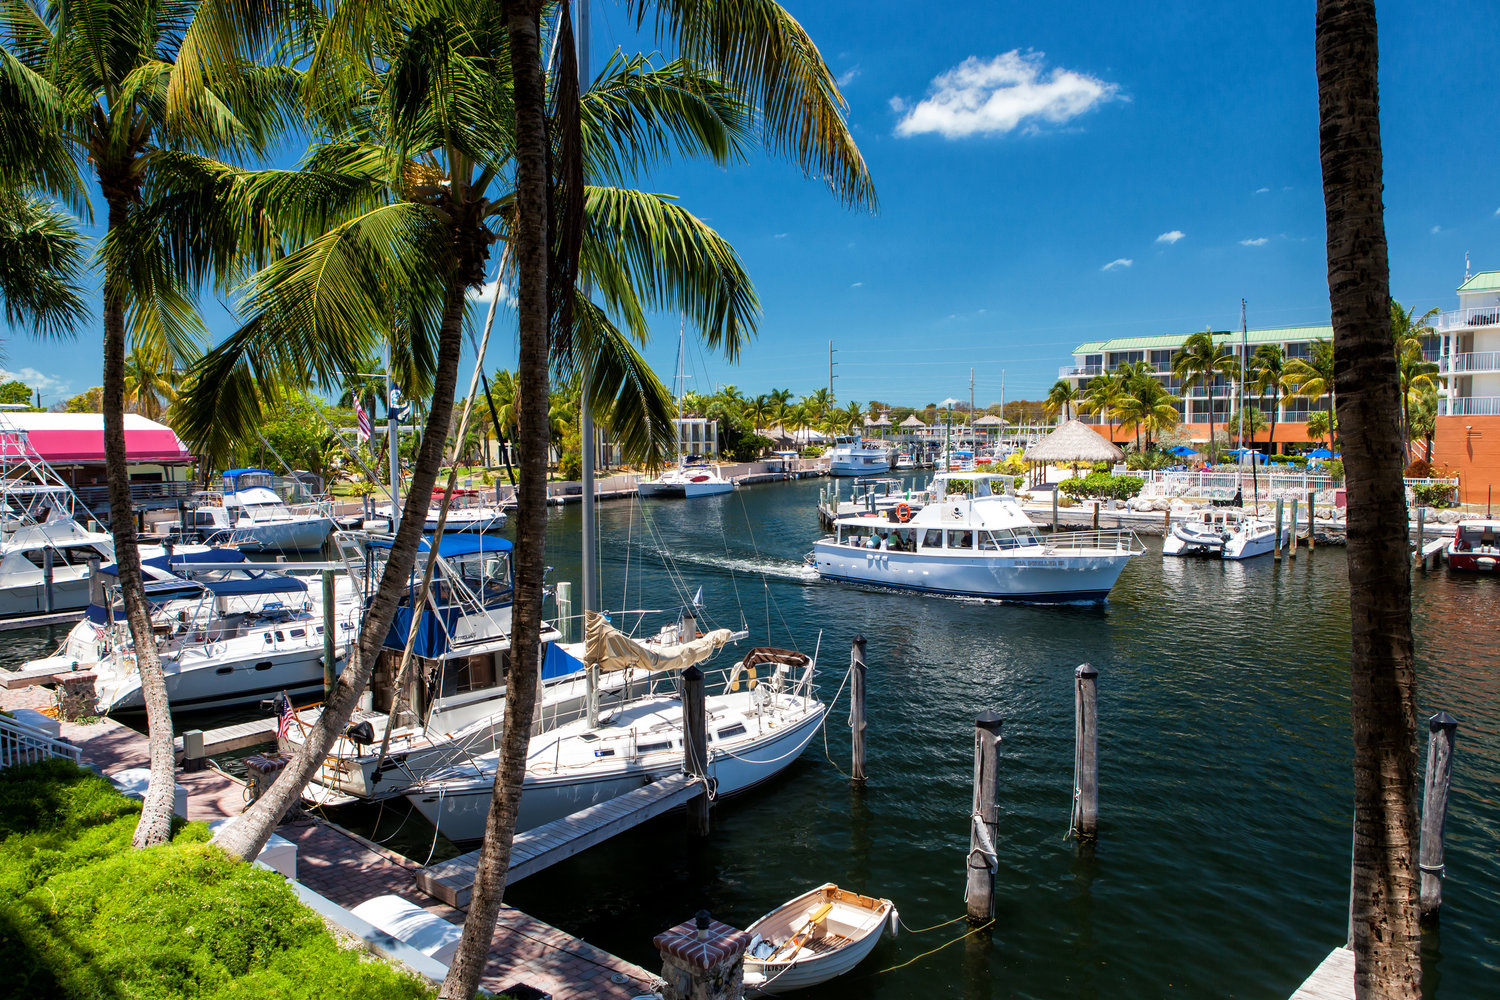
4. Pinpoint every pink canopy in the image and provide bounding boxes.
[0,414,193,465]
